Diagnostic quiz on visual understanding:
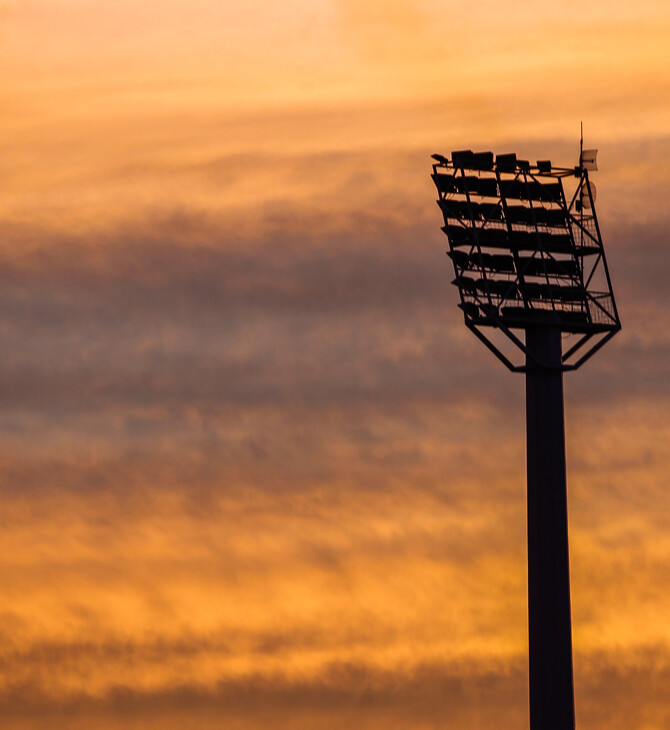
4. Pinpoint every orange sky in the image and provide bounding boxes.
[2,1,670,729]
